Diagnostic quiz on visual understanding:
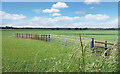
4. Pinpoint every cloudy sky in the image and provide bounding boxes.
[0,0,118,28]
